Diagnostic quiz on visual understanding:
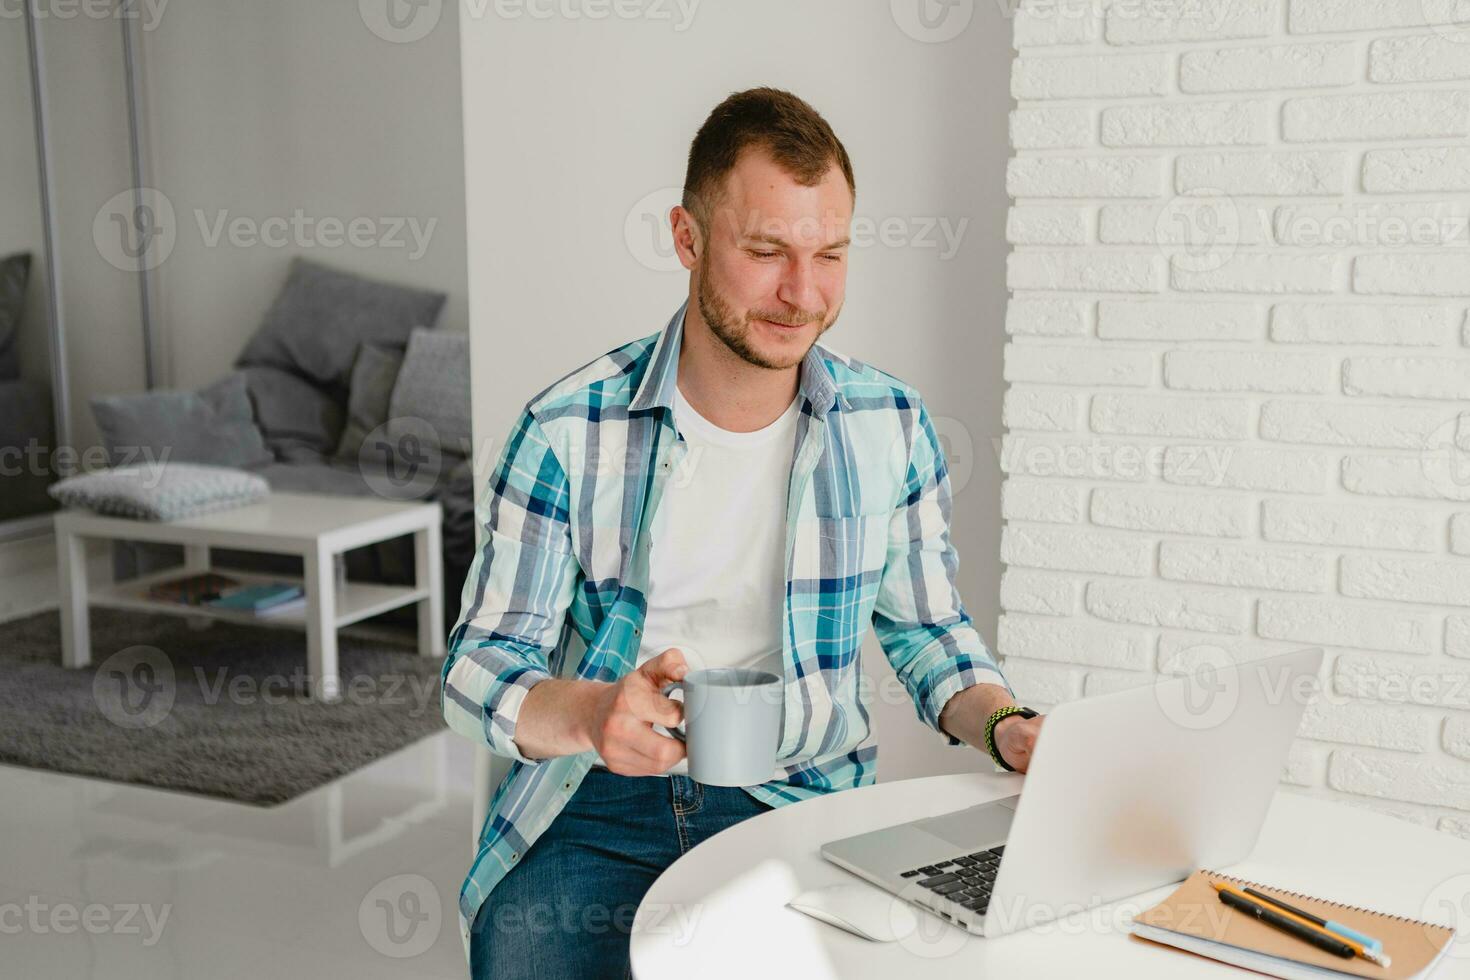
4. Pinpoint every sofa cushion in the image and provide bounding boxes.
[335,343,403,462]
[387,328,471,457]
[49,463,269,521]
[91,373,273,469]
[238,364,345,460]
[235,257,446,397]
[0,252,31,382]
